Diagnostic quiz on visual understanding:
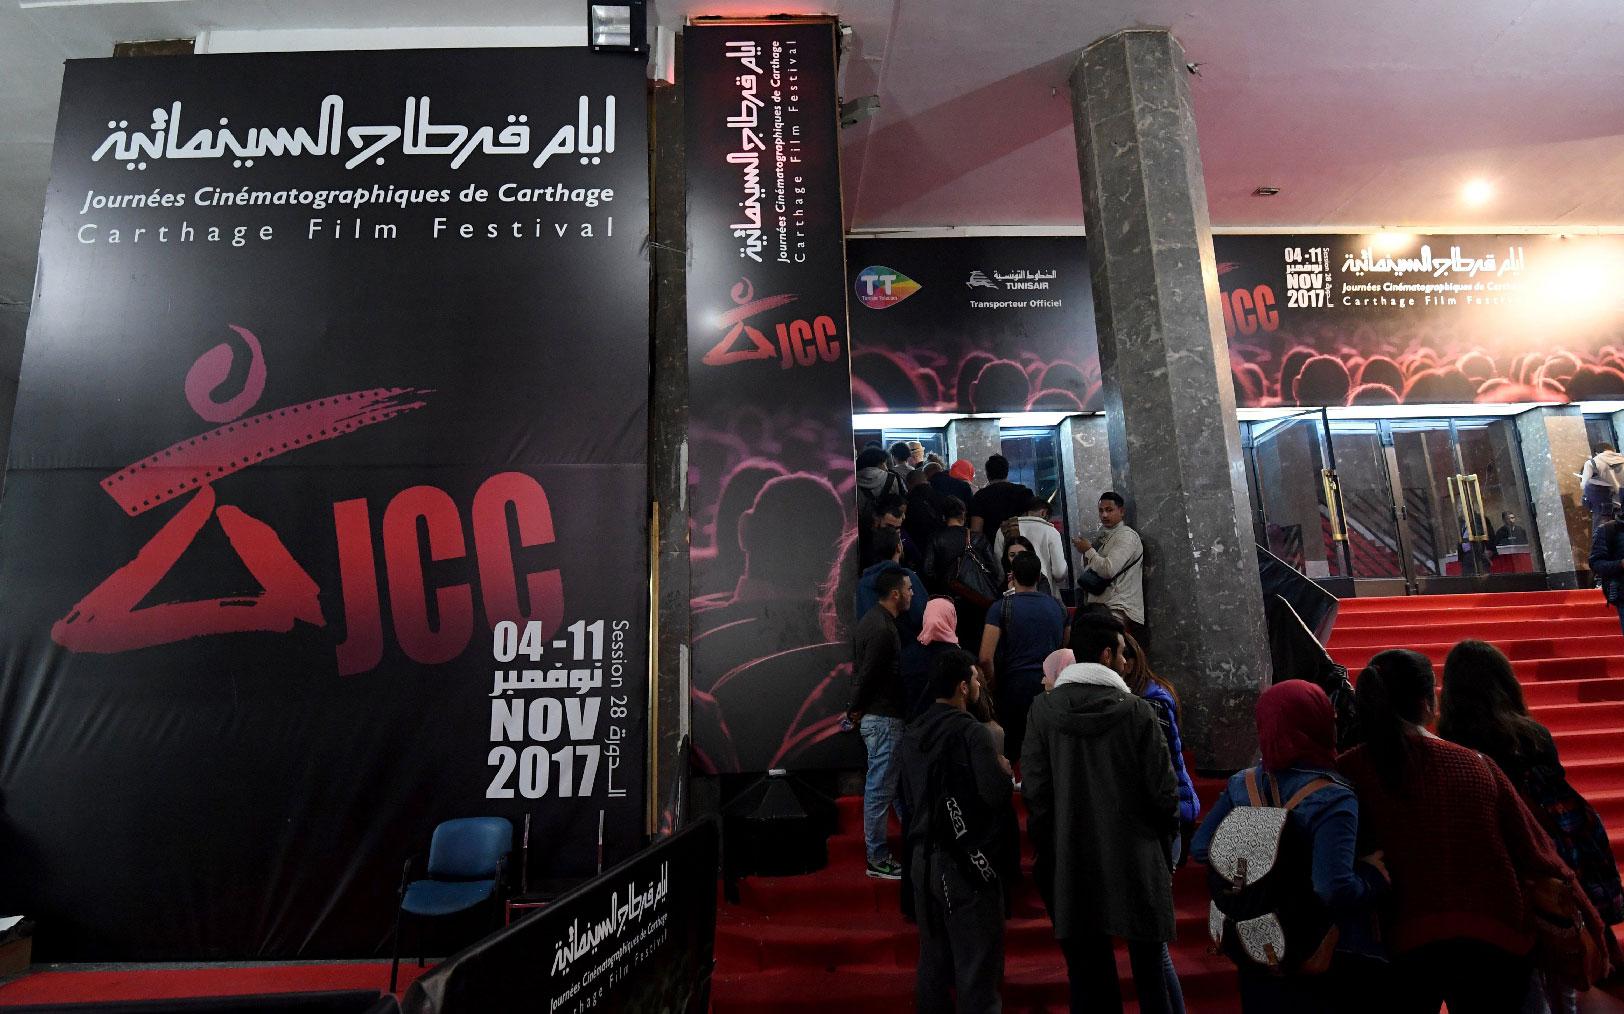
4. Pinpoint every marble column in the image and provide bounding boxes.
[1060,414,1113,540]
[649,65,691,825]
[947,418,1002,490]
[1071,28,1271,769]
[1514,406,1592,587]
